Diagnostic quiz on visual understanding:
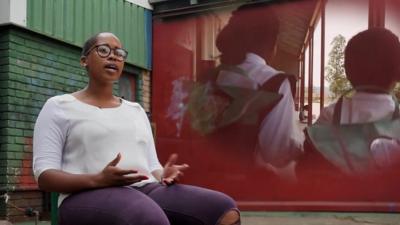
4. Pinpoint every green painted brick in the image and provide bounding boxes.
[5,175,19,183]
[3,144,24,152]
[0,167,7,175]
[23,145,32,152]
[23,68,36,78]
[0,42,9,50]
[0,49,10,57]
[14,121,31,130]
[0,120,16,128]
[38,72,52,80]
[0,136,15,144]
[0,96,8,103]
[18,52,35,63]
[30,63,47,73]
[1,128,23,136]
[30,48,46,58]
[8,65,23,74]
[15,90,31,98]
[0,32,10,42]
[0,105,7,113]
[8,50,18,58]
[31,79,46,87]
[0,106,6,113]
[23,130,33,137]
[0,65,9,73]
[31,93,46,102]
[0,176,7,183]
[15,106,32,113]
[0,88,12,96]
[14,44,31,55]
[0,152,16,160]
[0,58,9,65]
[54,76,66,84]
[6,167,21,175]
[14,152,24,160]
[9,34,25,44]
[24,39,41,50]
[12,59,31,69]
[0,112,14,120]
